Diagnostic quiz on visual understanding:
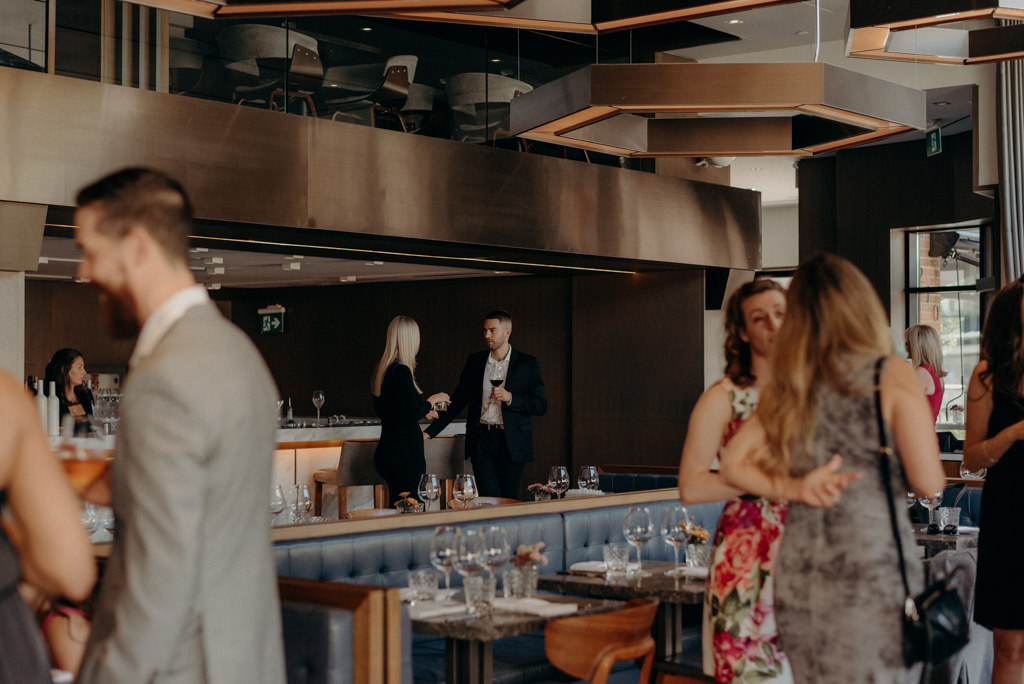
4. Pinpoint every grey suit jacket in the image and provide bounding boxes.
[79,303,285,684]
